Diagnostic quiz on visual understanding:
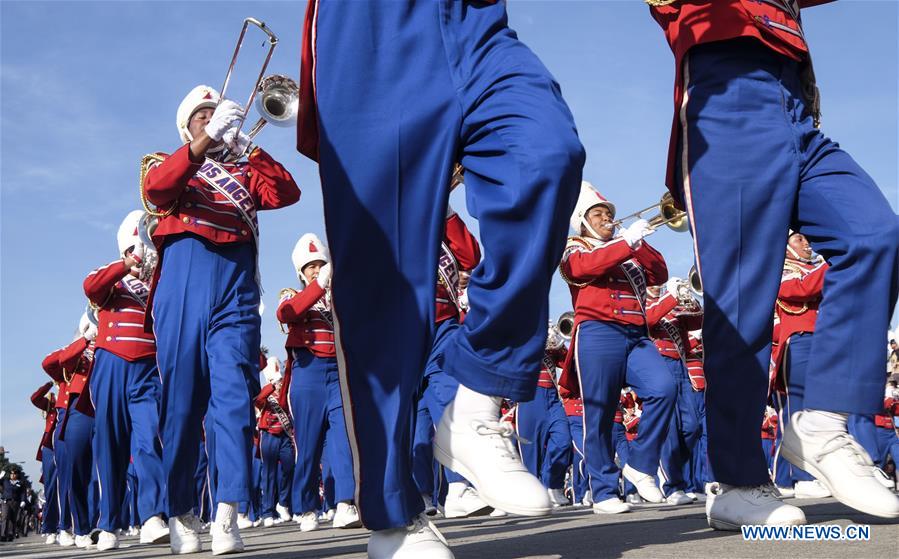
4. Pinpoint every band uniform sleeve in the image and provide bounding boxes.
[254,383,276,409]
[56,337,90,374]
[561,238,635,283]
[645,292,678,327]
[84,260,130,308]
[444,214,481,270]
[30,382,53,410]
[779,263,827,303]
[143,145,200,208]
[276,281,326,324]
[42,349,65,383]
[247,148,301,210]
[633,241,669,286]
